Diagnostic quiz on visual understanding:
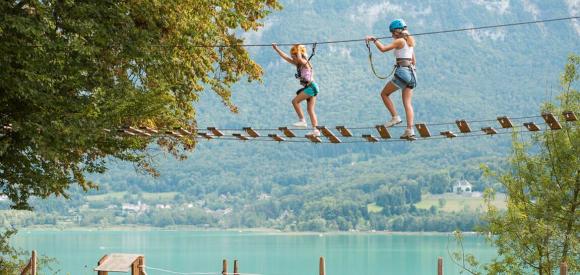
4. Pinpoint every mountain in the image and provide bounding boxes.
[14,0,580,231]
